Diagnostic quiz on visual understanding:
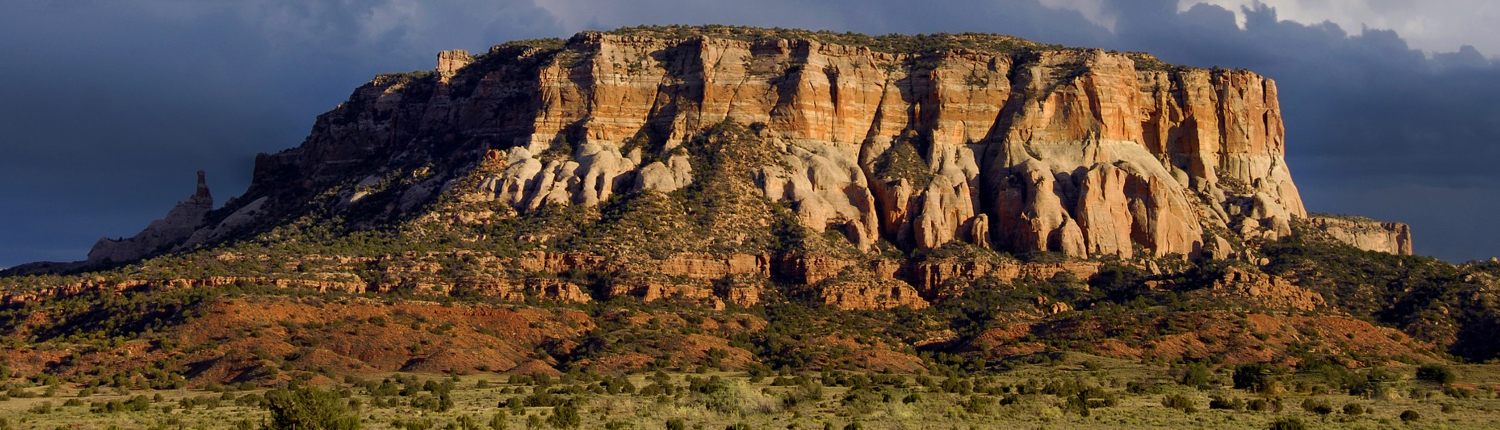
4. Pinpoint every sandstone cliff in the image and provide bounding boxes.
[190,28,1311,264]
[1308,214,1413,255]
